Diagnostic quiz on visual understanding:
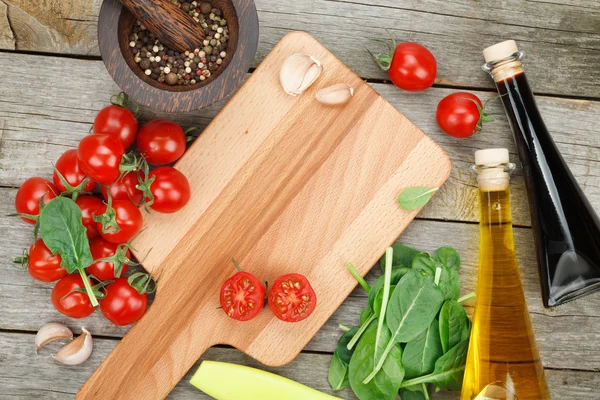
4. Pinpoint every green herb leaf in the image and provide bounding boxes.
[398,187,438,211]
[349,325,404,400]
[411,253,439,276]
[399,385,429,400]
[373,286,395,318]
[347,313,377,351]
[336,328,359,364]
[39,197,94,273]
[436,267,461,302]
[402,319,443,379]
[368,268,409,311]
[434,246,461,271]
[328,353,350,391]
[379,243,420,272]
[360,306,374,325]
[439,300,471,354]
